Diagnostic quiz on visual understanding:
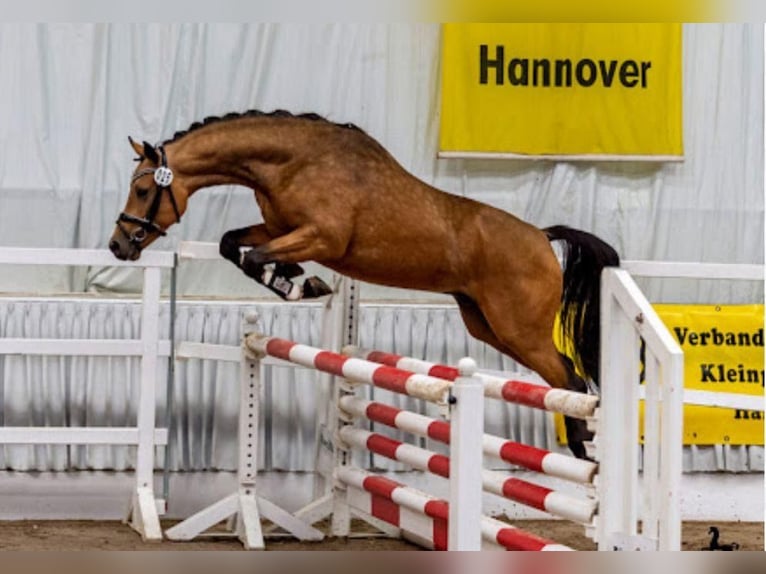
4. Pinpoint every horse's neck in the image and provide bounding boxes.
[168,123,298,194]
